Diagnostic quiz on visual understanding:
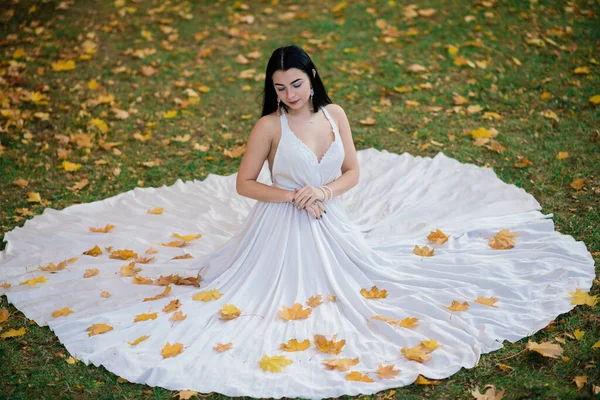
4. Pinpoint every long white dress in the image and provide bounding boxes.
[0,105,595,399]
